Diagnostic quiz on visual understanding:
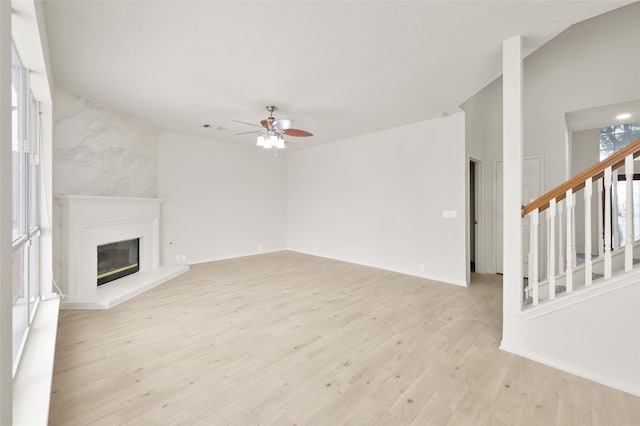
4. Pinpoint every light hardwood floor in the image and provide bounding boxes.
[49,251,639,425]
